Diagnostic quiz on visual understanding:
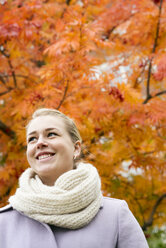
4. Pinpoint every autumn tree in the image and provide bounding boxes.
[0,0,166,232]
